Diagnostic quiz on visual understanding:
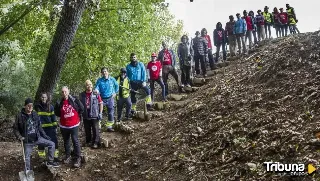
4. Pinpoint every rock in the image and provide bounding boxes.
[192,78,206,85]
[184,86,193,92]
[135,111,151,121]
[246,163,257,171]
[154,102,165,110]
[167,94,186,101]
